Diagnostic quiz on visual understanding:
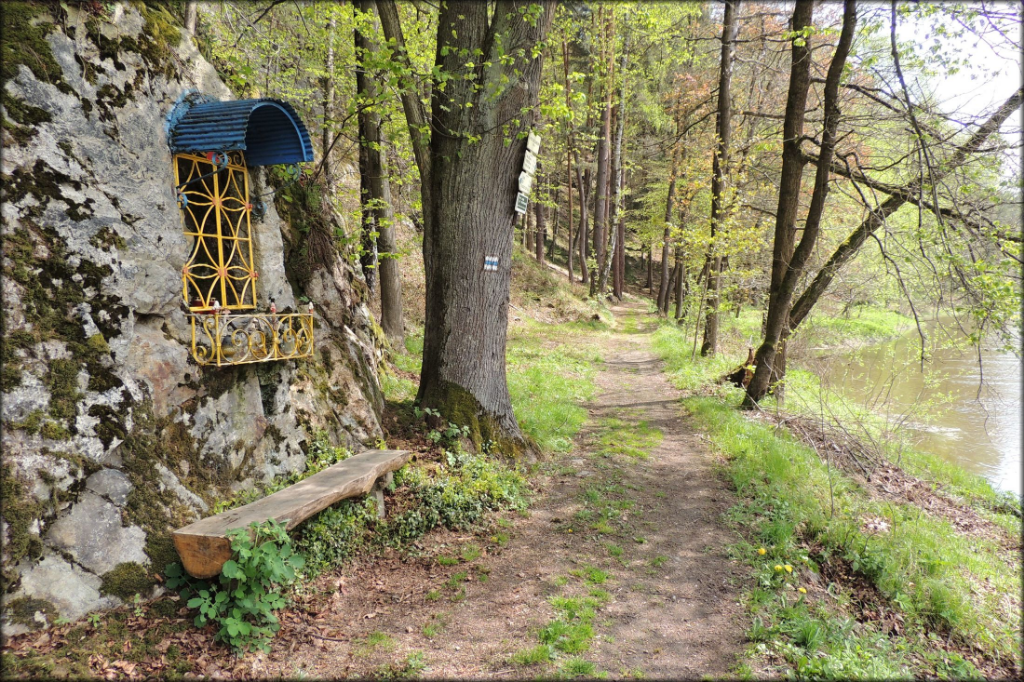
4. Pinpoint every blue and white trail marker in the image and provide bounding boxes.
[484,256,500,272]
